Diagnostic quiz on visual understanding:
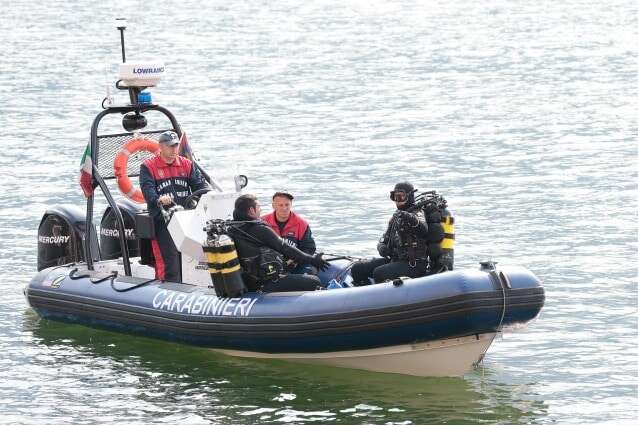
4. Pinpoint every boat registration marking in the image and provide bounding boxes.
[151,289,258,317]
